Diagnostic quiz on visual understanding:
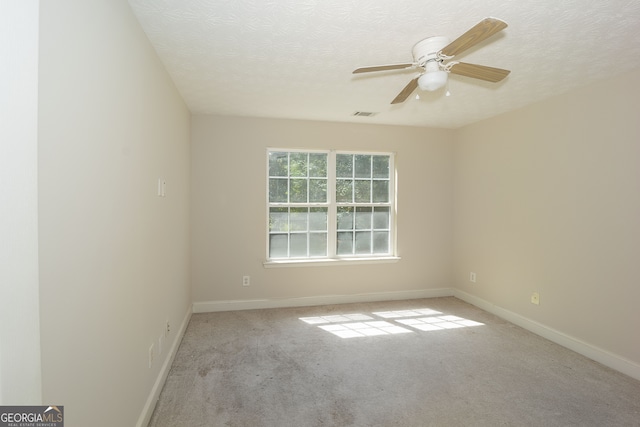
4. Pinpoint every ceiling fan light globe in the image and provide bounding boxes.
[418,71,448,91]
